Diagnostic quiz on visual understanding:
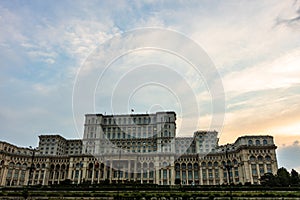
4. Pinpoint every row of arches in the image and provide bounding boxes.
[248,139,268,145]
[250,155,271,162]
